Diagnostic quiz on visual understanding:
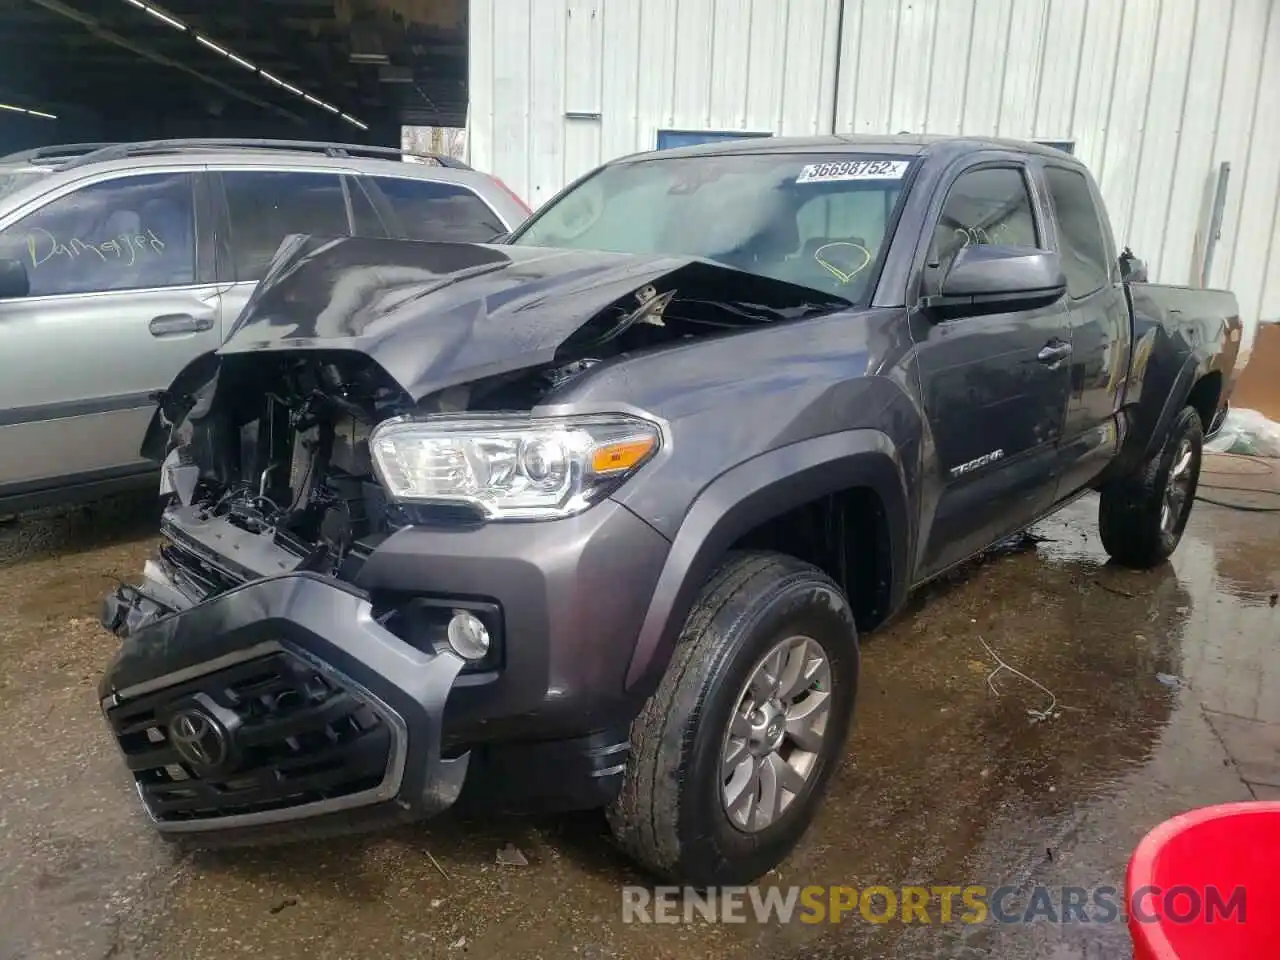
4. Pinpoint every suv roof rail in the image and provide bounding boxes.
[57,138,473,171]
[0,142,122,164]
